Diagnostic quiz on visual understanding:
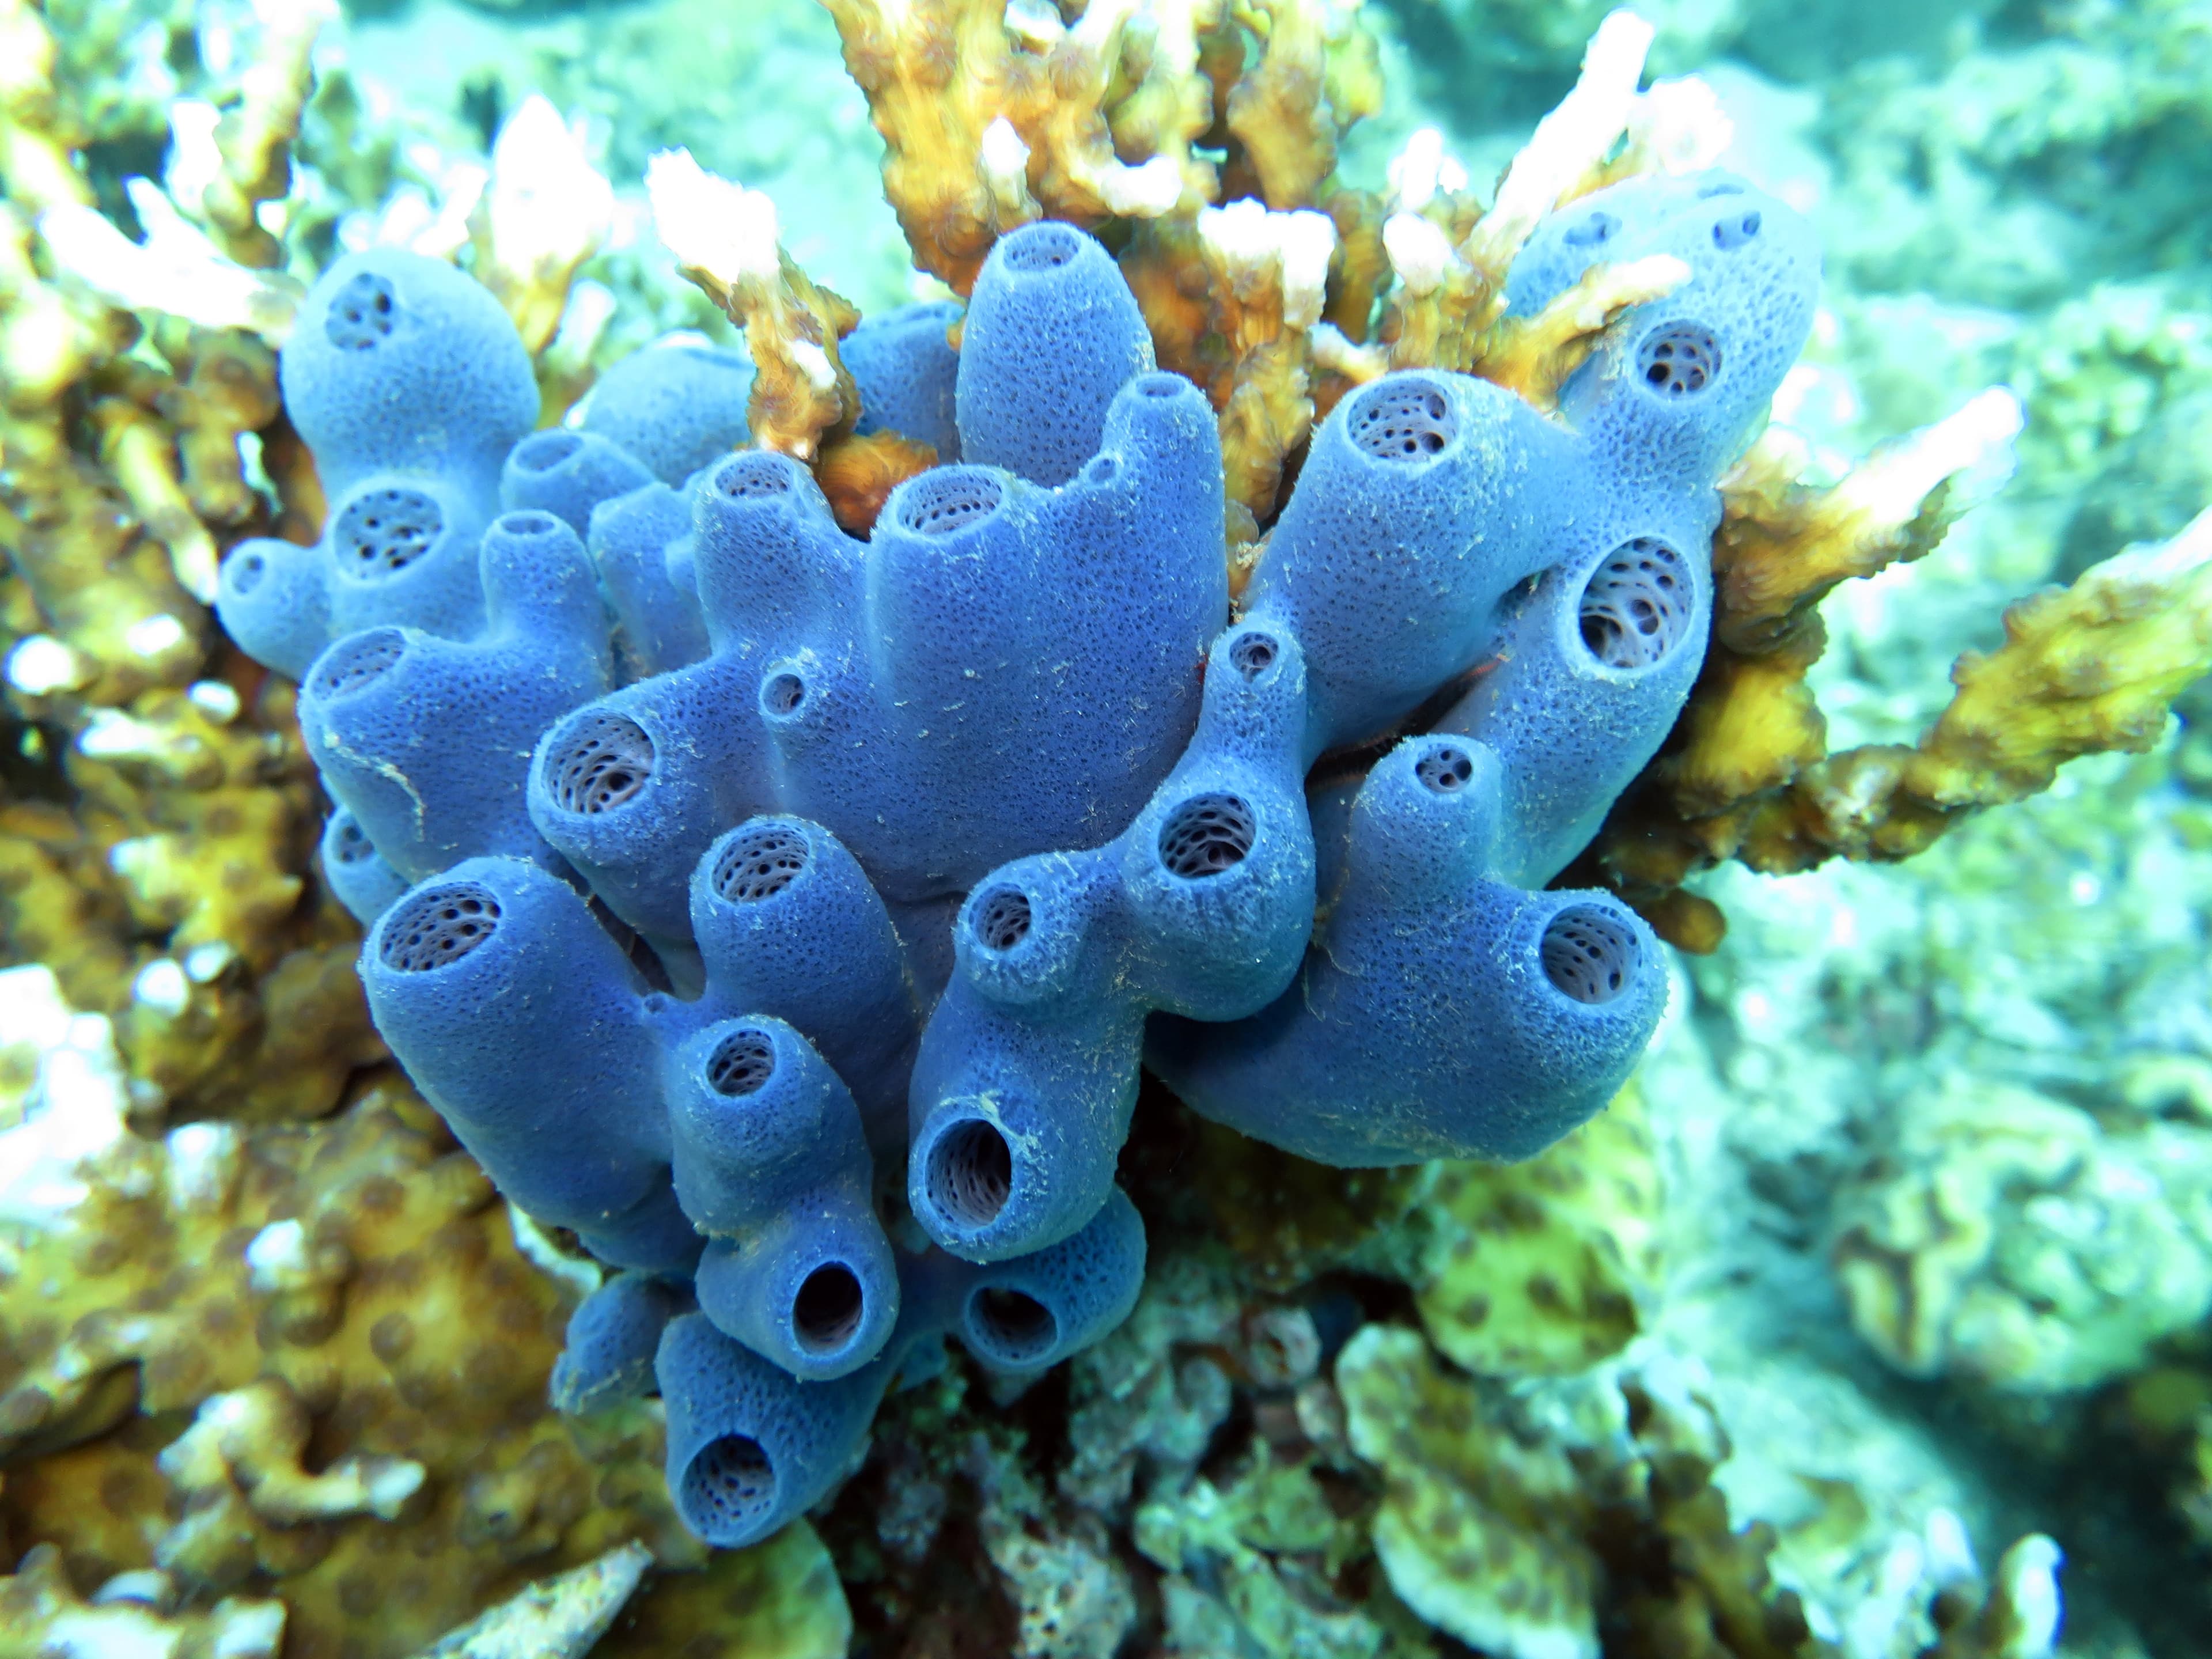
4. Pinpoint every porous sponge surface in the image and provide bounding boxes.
[218,181,1819,1550]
